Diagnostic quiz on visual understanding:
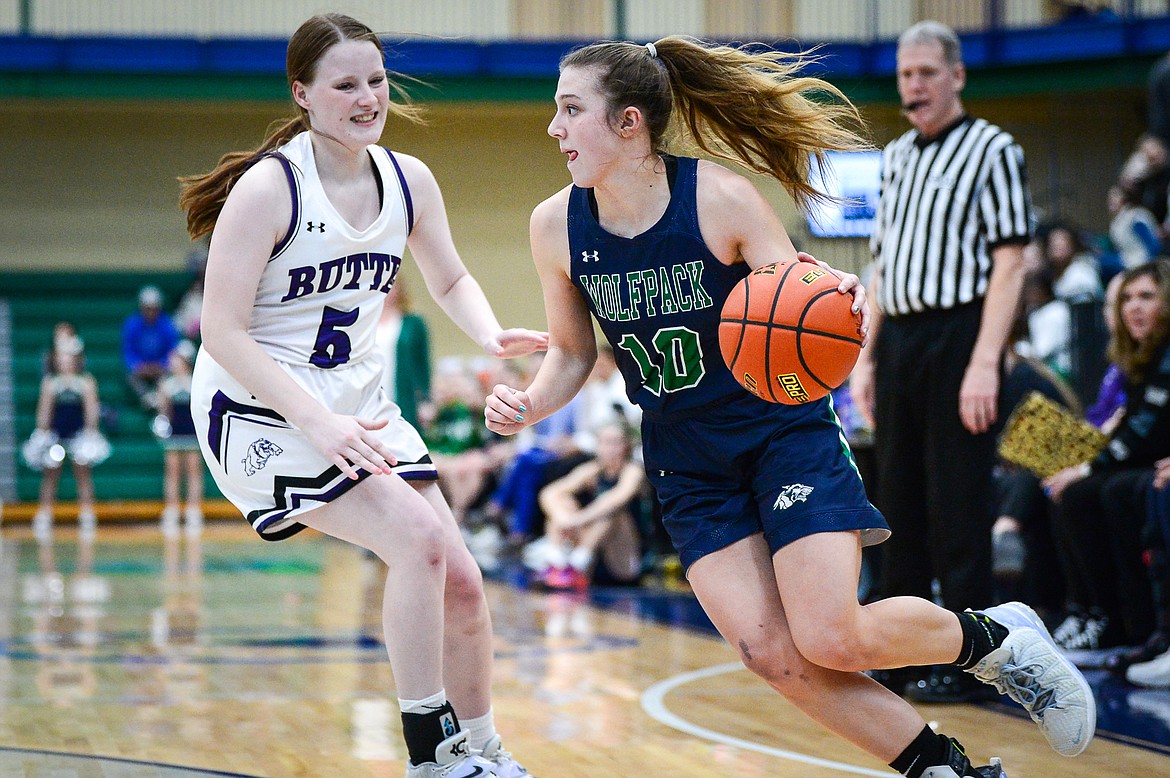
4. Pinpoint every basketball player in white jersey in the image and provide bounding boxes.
[179,14,545,778]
